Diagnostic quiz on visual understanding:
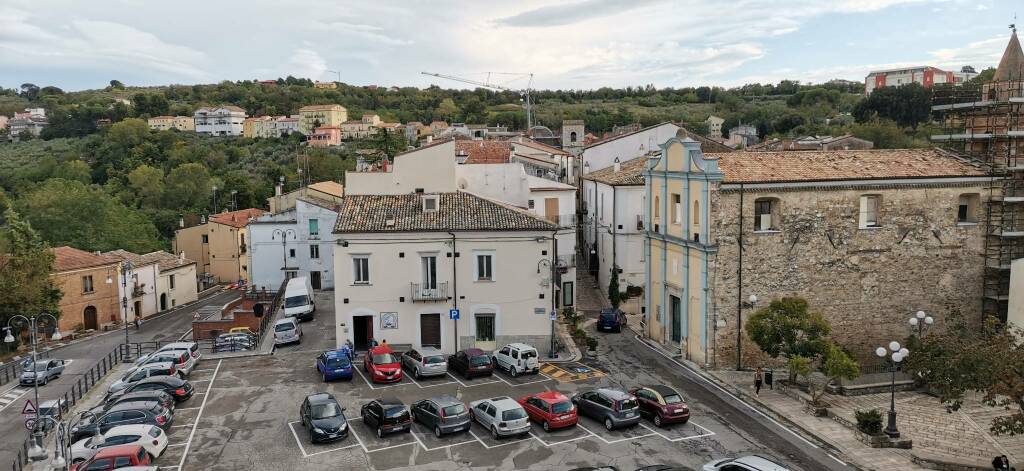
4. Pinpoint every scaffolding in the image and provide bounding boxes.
[931,75,1024,320]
